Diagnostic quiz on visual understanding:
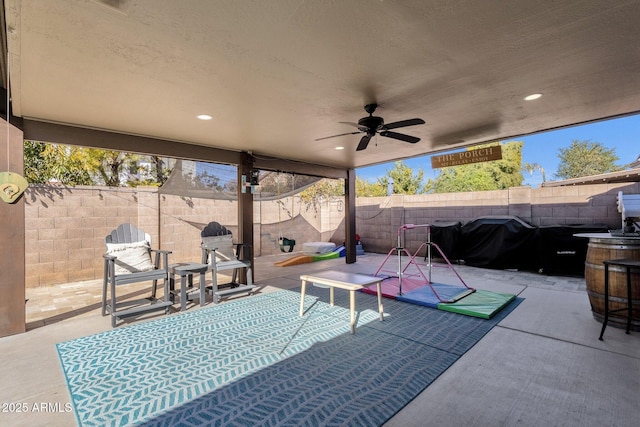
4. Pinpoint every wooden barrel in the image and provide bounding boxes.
[584,236,640,331]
